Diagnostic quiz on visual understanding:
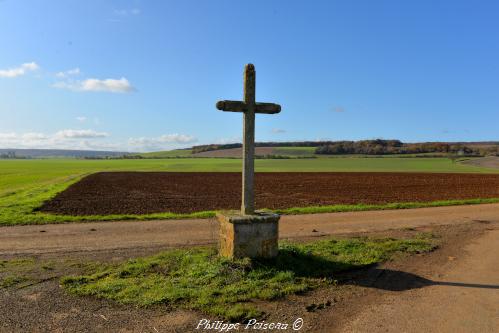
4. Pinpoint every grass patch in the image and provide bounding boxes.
[1,197,499,226]
[61,234,436,321]
[274,198,499,215]
[0,257,108,292]
[0,275,29,289]
[0,259,38,289]
[0,258,36,272]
